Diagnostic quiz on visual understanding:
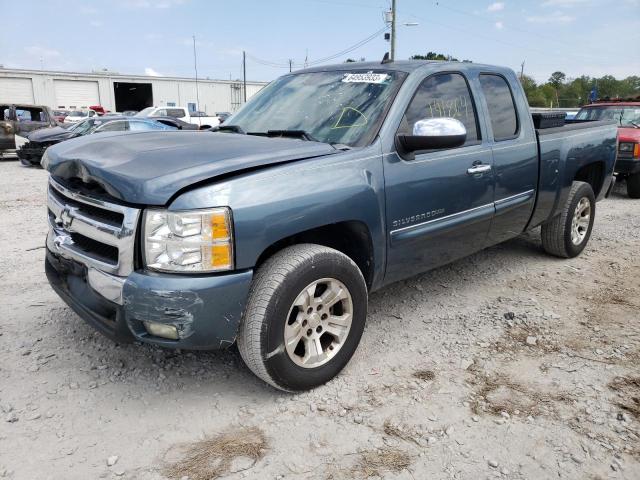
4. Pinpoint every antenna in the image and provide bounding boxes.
[193,35,201,127]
